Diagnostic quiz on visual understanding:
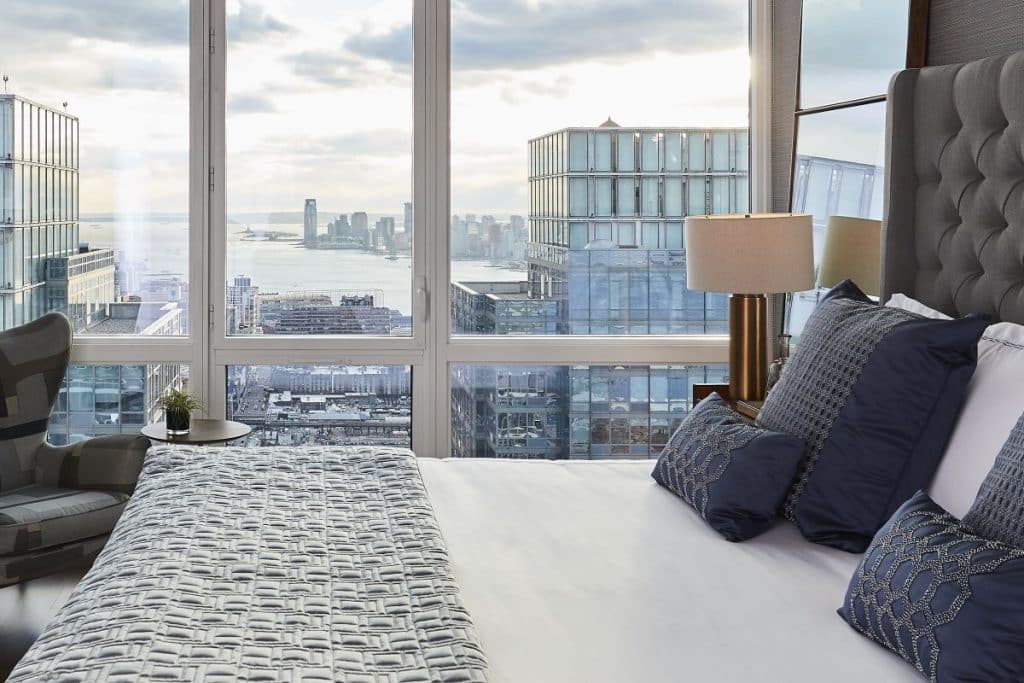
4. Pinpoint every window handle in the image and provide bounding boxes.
[415,276,429,324]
